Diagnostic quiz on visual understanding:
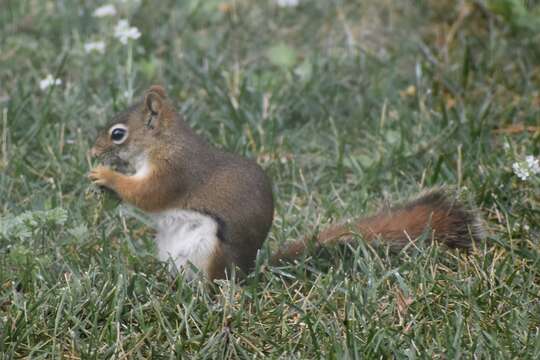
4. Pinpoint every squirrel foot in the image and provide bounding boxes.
[89,165,117,188]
